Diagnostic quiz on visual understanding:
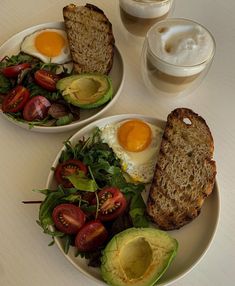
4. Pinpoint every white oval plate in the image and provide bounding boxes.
[46,114,220,286]
[0,22,124,133]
